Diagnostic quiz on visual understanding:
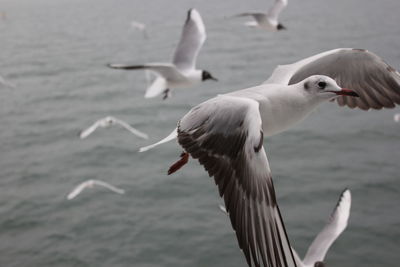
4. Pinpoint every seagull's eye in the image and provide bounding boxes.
[317,81,326,89]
